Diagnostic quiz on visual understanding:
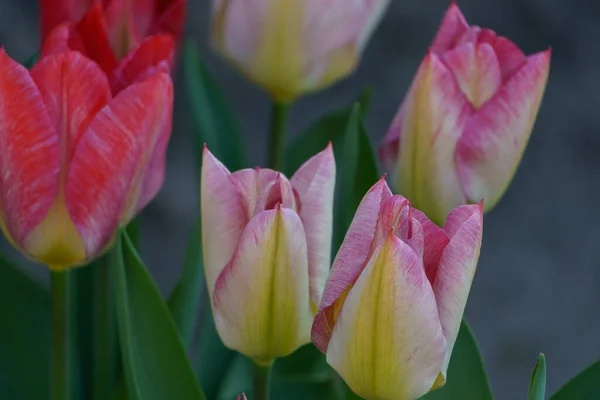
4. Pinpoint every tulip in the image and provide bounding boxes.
[311,179,483,400]
[0,49,173,270]
[210,0,392,101]
[40,0,185,60]
[201,145,335,364]
[41,6,176,94]
[379,3,550,226]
